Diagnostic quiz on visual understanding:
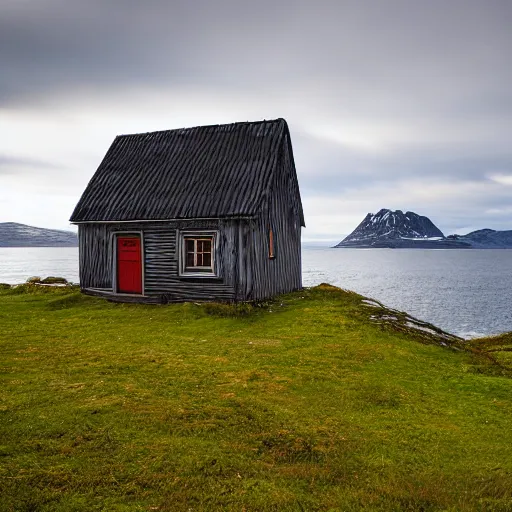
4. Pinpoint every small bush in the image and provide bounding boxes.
[41,276,68,284]
[0,283,11,290]
[202,302,255,317]
[26,276,42,284]
[6,284,78,296]
[317,283,340,291]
